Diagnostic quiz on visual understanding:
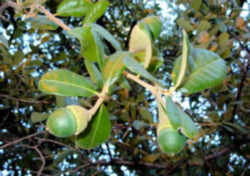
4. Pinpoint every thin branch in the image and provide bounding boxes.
[70,158,167,174]
[105,143,113,161]
[34,146,46,176]
[123,71,157,94]
[231,54,249,120]
[36,137,76,151]
[123,71,172,97]
[21,144,46,176]
[0,94,49,104]
[0,131,44,149]
[88,85,109,117]
[204,147,231,161]
[38,5,71,31]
